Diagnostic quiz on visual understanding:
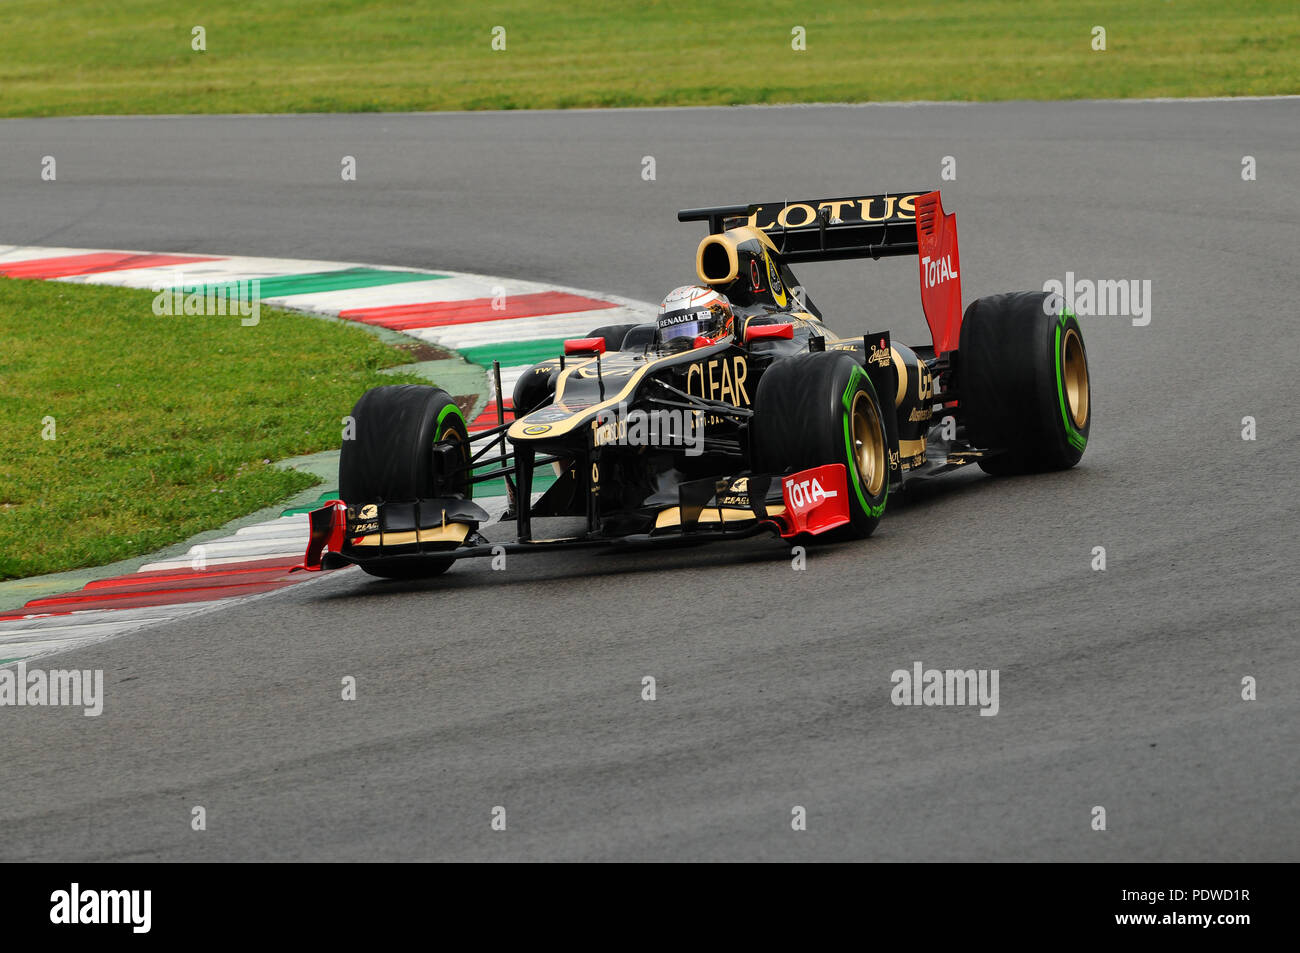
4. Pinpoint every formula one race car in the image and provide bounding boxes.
[303,190,1091,578]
